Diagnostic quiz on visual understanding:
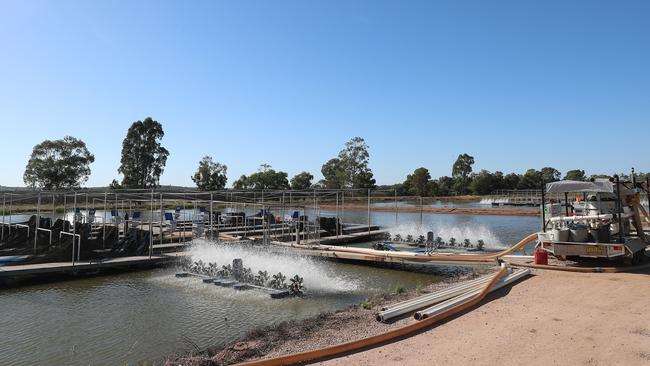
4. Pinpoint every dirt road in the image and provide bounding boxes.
[318,269,650,366]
